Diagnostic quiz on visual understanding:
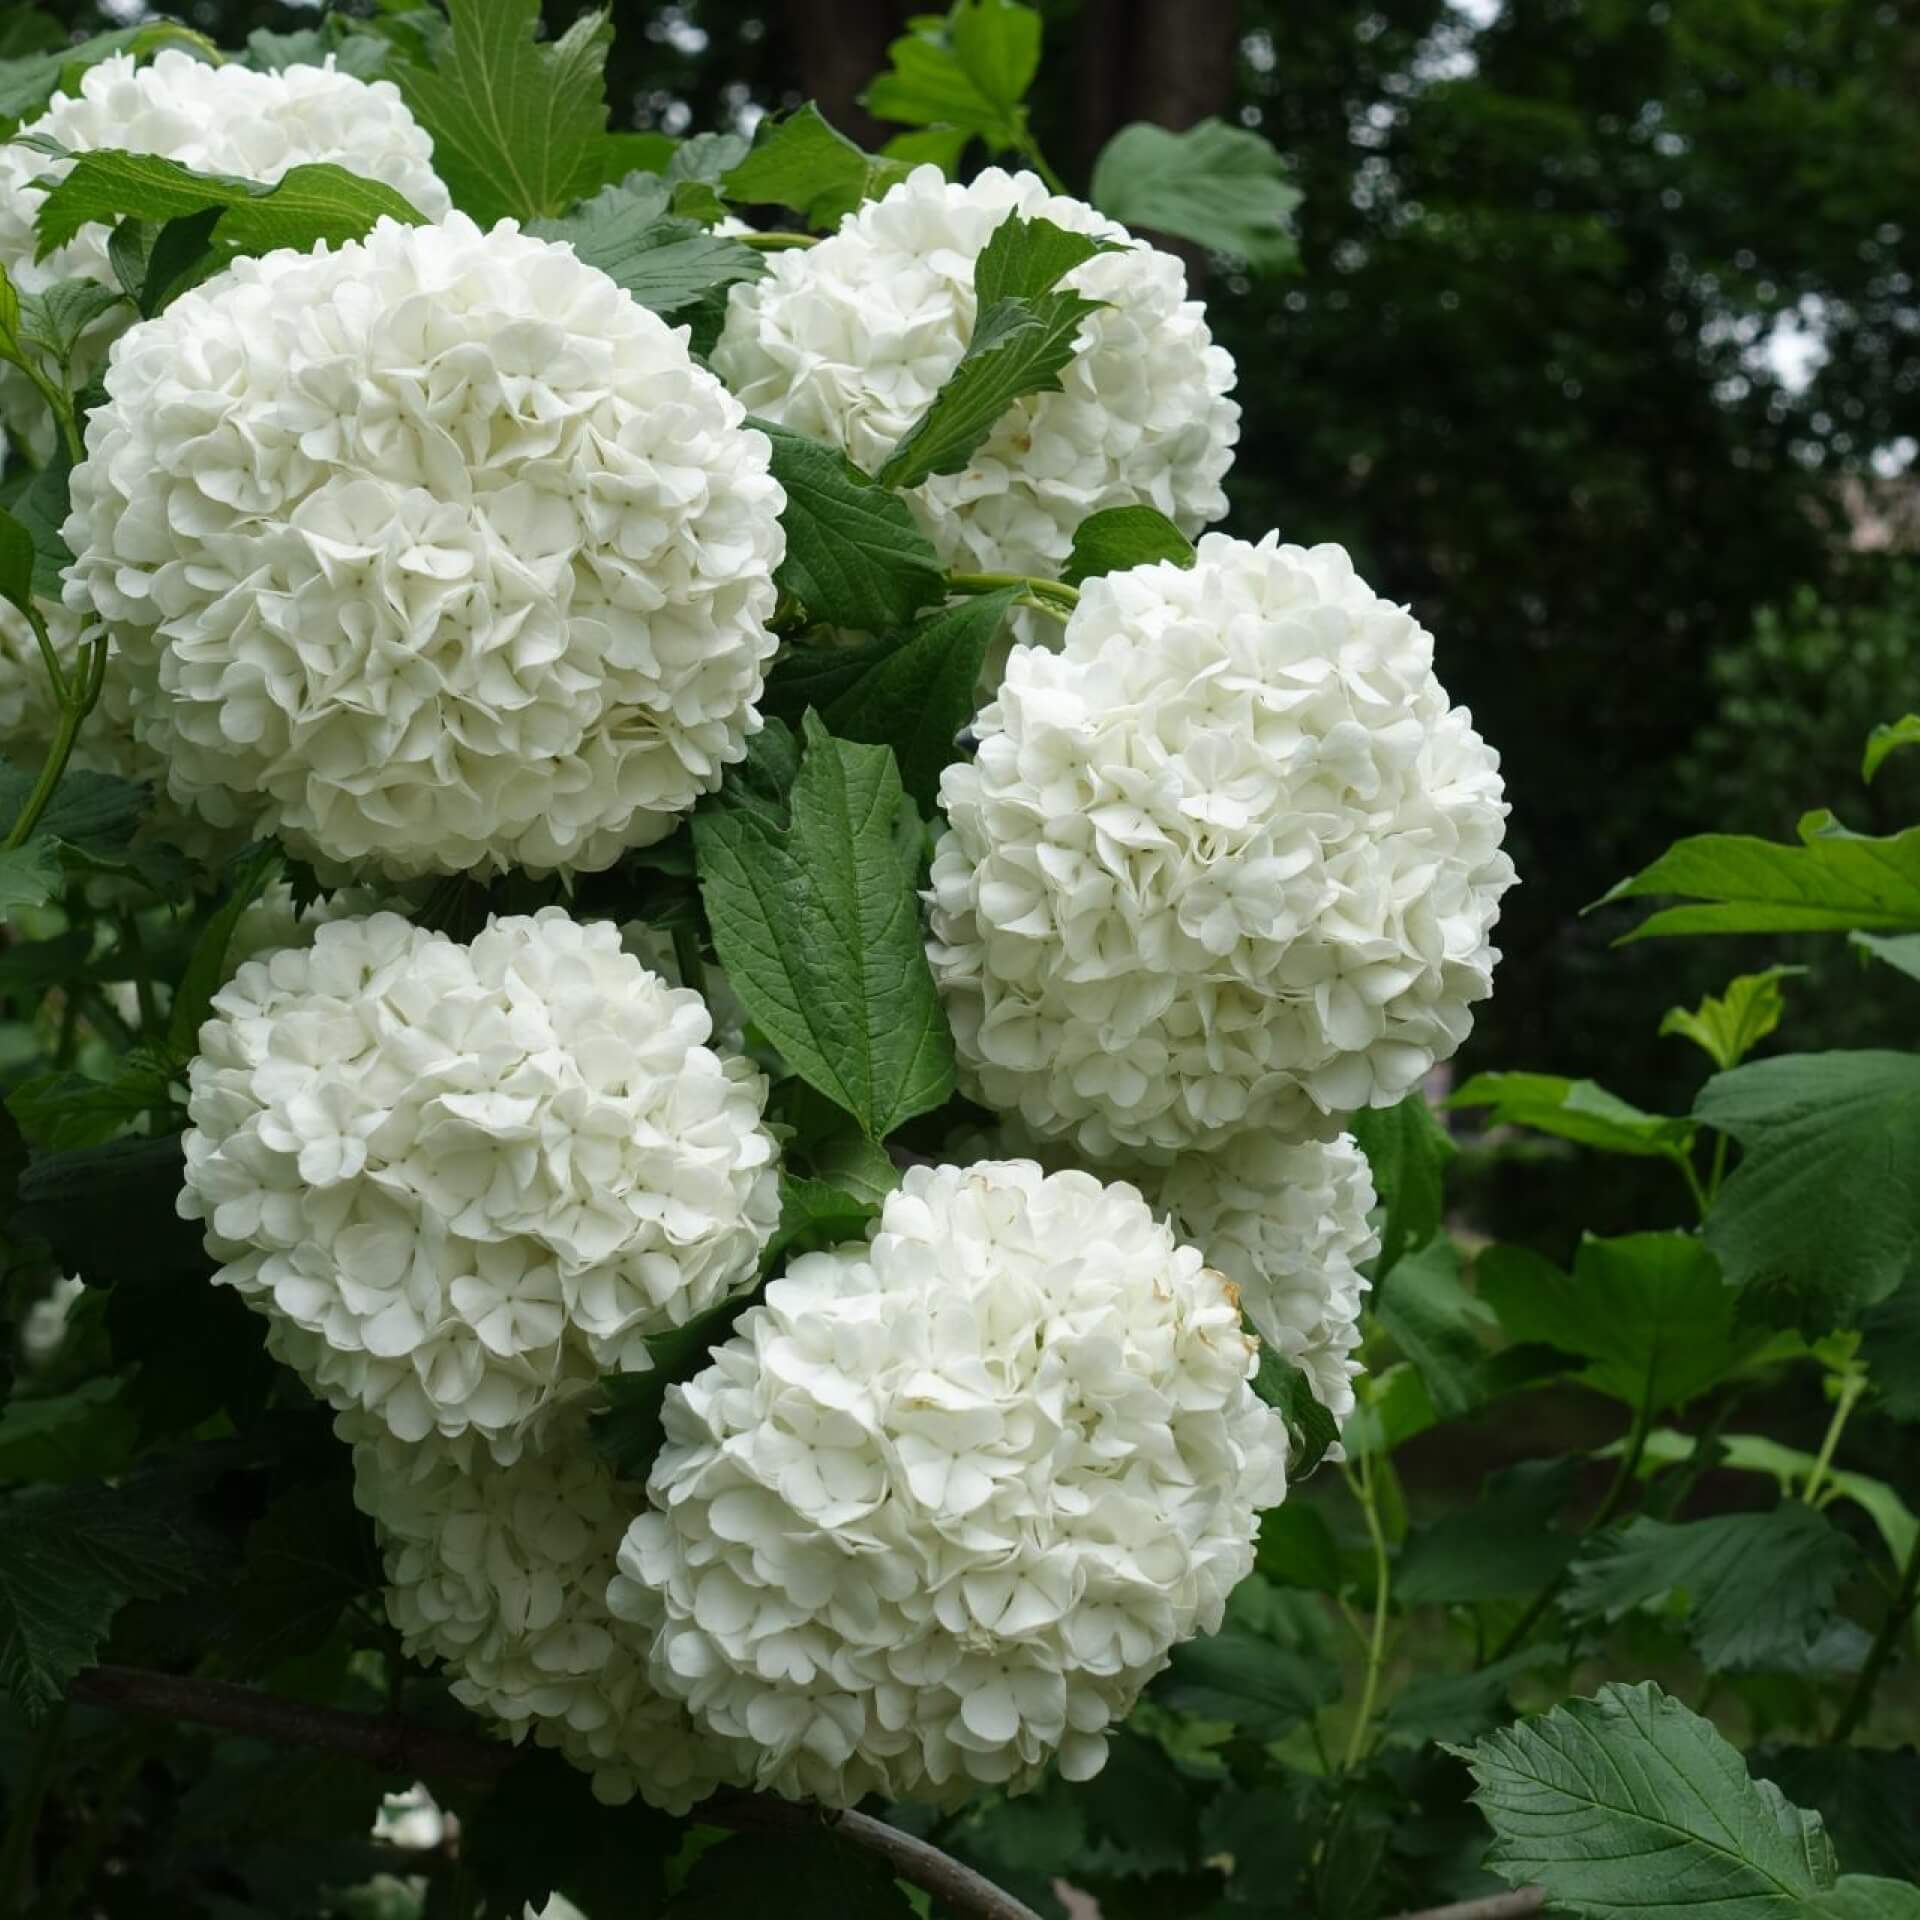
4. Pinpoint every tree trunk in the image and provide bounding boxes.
[1072,0,1237,177]
[781,0,907,149]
